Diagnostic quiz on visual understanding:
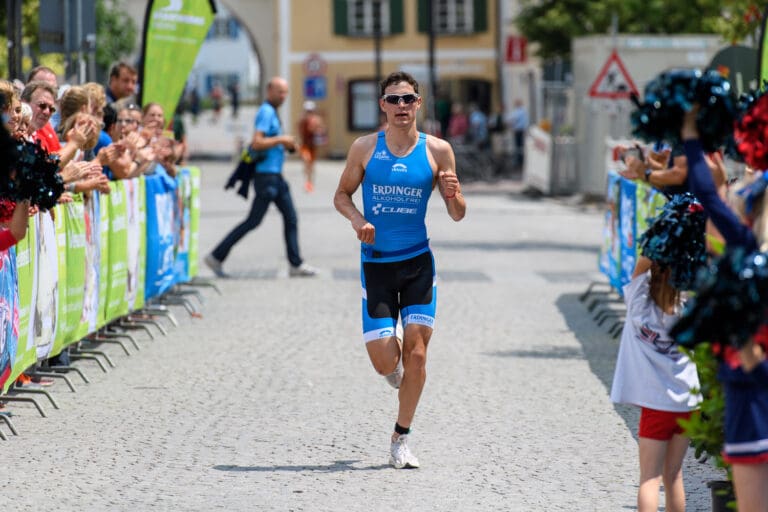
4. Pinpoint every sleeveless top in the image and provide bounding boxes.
[361,132,433,263]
